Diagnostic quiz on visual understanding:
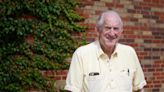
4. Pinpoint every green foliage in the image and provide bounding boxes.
[0,0,84,91]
